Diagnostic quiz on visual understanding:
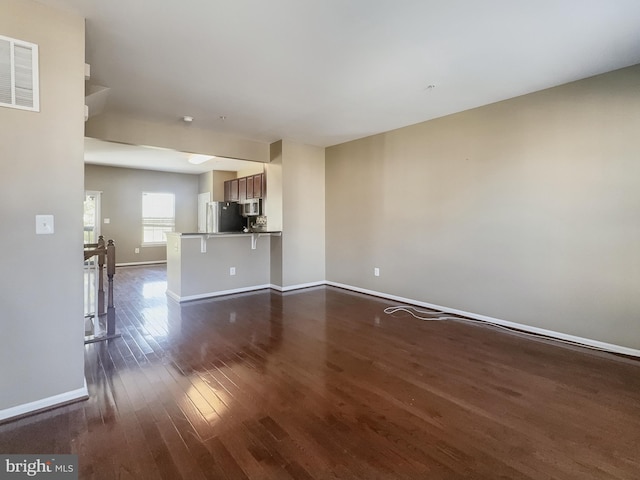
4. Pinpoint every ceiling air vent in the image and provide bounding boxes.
[0,34,39,112]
